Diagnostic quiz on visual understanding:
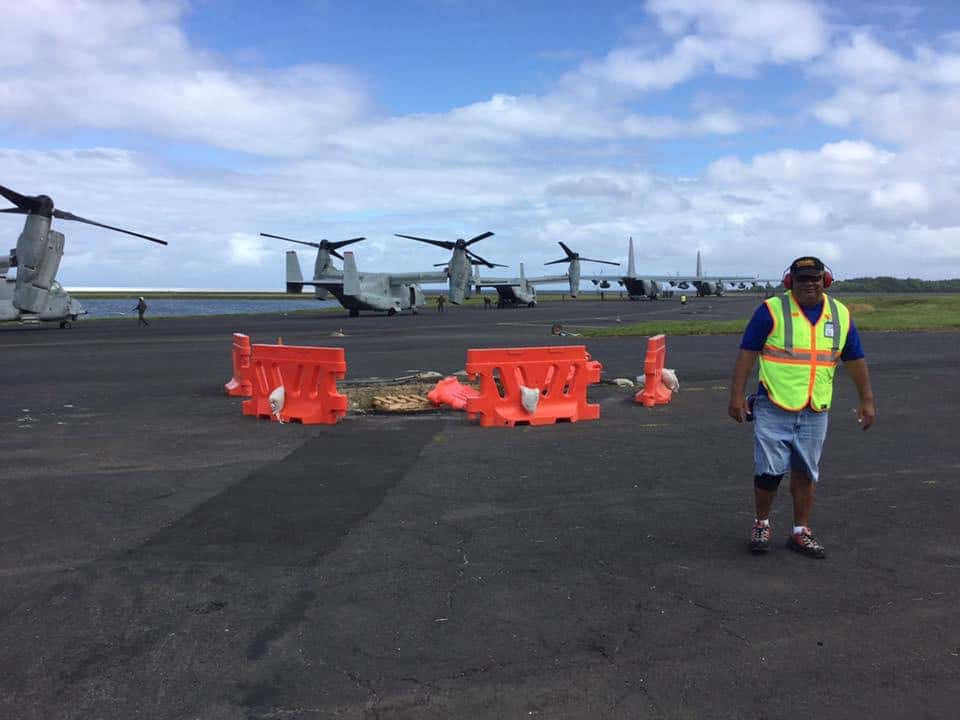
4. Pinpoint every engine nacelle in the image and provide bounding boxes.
[14,217,65,314]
